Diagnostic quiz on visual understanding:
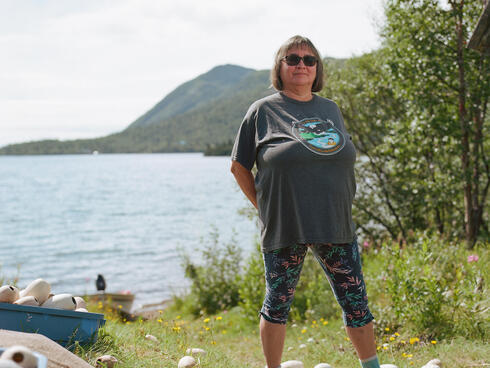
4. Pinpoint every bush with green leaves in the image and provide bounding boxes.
[238,244,343,323]
[178,230,242,316]
[237,242,265,322]
[177,230,488,342]
[364,233,488,340]
[288,252,342,322]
